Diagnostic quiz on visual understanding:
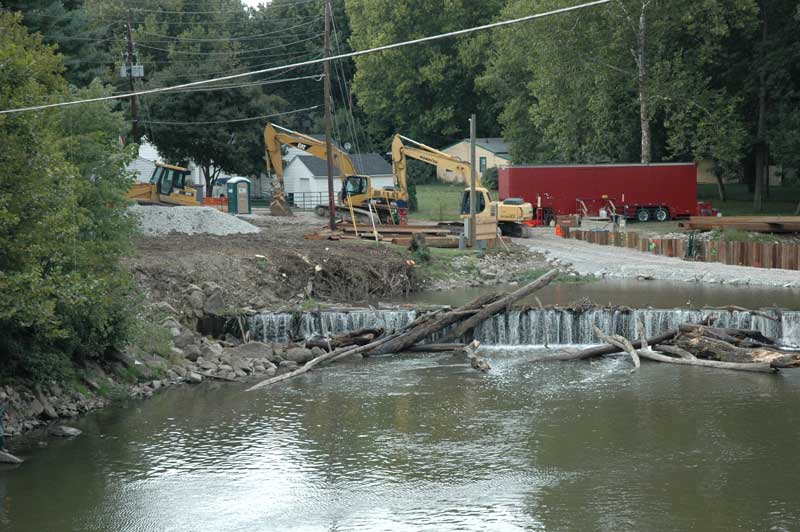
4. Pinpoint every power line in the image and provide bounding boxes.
[142,73,323,94]
[136,18,321,42]
[136,33,322,56]
[128,0,317,15]
[139,104,320,125]
[1,0,612,115]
